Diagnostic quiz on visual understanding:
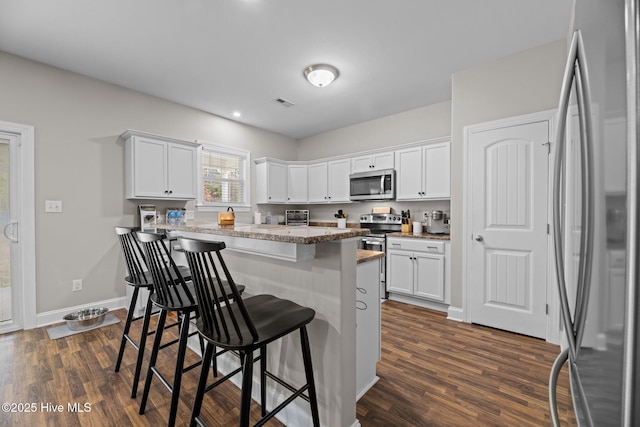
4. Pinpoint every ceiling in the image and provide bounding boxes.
[0,0,573,140]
